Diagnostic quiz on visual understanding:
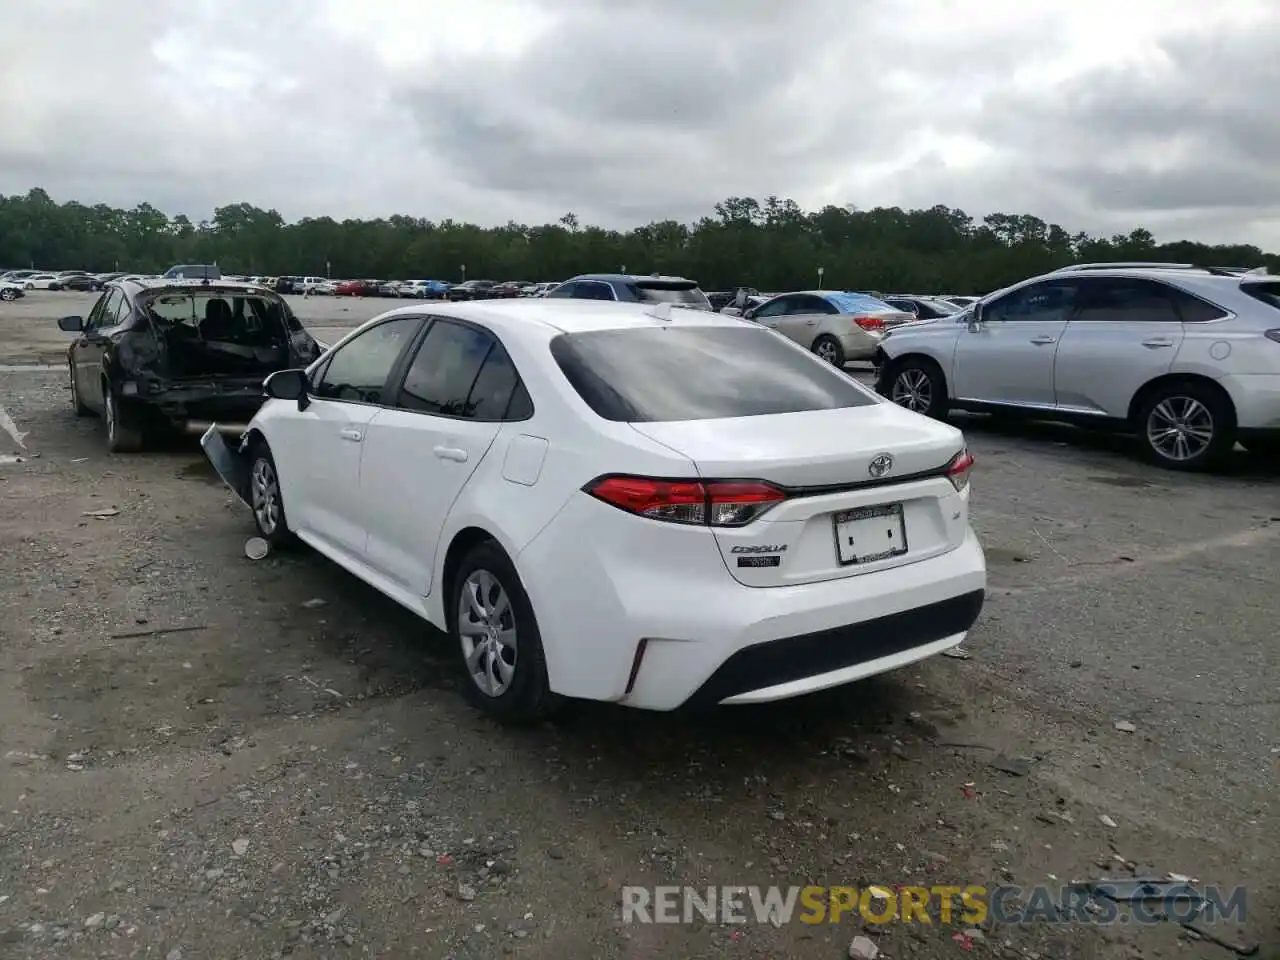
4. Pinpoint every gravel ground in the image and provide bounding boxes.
[0,296,1277,959]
